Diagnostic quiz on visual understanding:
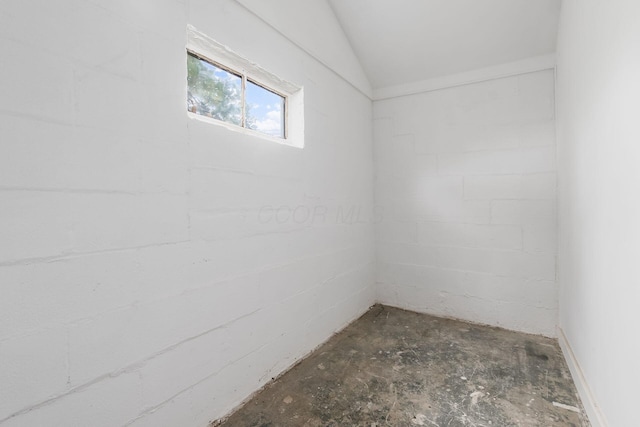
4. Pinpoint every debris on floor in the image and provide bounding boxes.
[219,305,589,426]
